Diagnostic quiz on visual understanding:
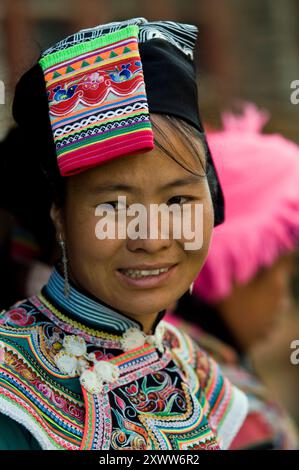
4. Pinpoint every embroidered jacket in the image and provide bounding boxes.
[168,315,298,450]
[0,269,247,450]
